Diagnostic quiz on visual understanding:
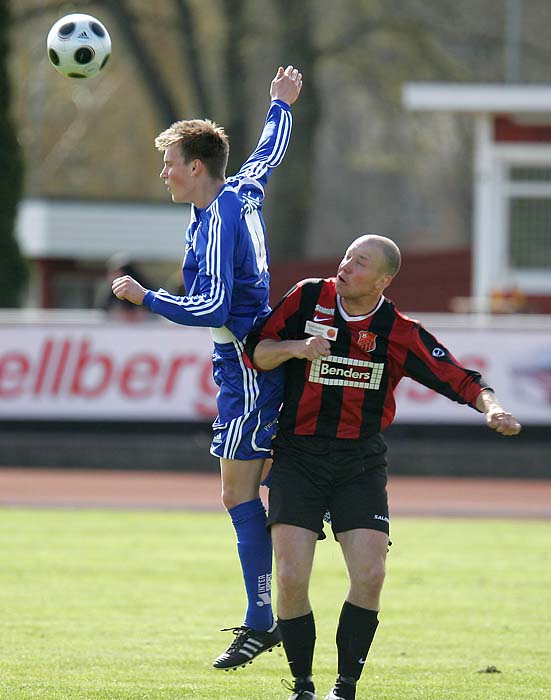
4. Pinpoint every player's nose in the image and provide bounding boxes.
[339,259,352,274]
